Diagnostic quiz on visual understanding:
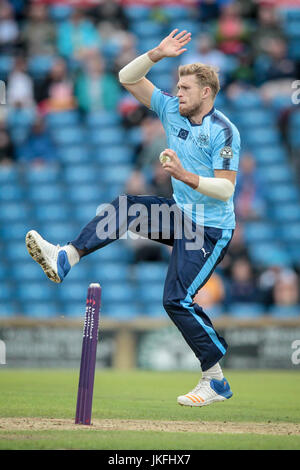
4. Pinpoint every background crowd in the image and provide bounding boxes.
[1,0,300,319]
